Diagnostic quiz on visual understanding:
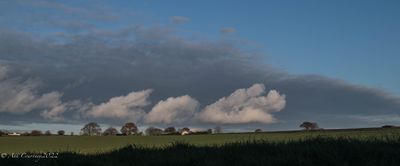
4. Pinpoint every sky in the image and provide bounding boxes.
[0,0,399,133]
